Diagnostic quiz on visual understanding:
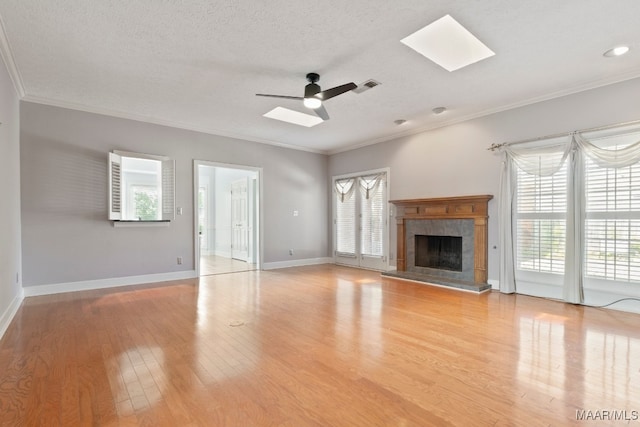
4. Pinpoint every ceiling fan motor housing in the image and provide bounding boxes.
[305,82,321,98]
